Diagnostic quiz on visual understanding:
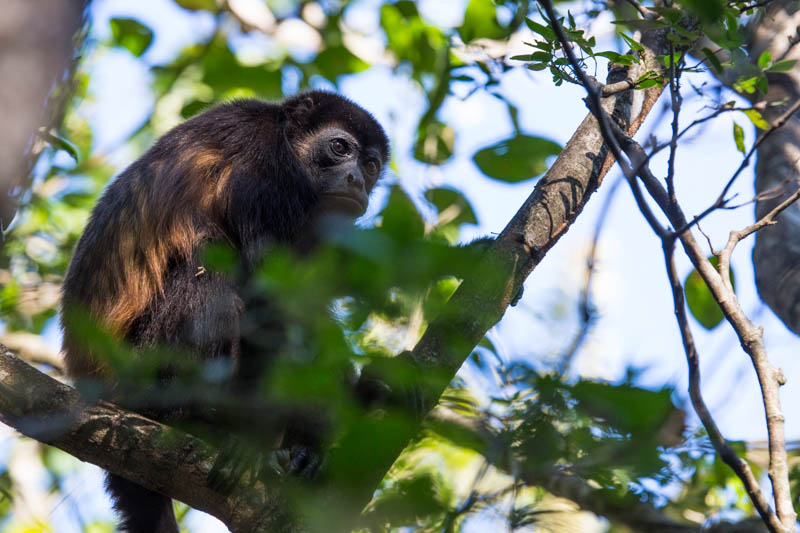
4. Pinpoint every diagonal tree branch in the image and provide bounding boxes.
[0,344,296,533]
[337,11,684,523]
[1,12,683,533]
